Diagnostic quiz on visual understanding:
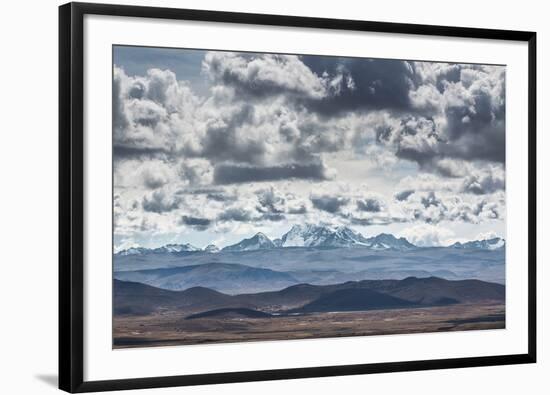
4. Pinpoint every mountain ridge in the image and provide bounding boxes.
[115,225,505,255]
[451,237,505,250]
[114,262,298,294]
[114,276,505,317]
